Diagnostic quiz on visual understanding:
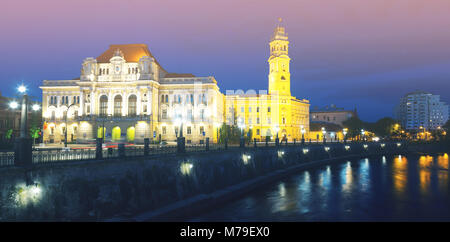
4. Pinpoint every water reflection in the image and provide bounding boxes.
[393,155,408,196]
[191,154,450,221]
[341,161,353,193]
